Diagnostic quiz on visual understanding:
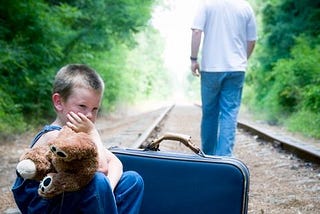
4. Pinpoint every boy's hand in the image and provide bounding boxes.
[67,112,95,134]
[67,112,112,178]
